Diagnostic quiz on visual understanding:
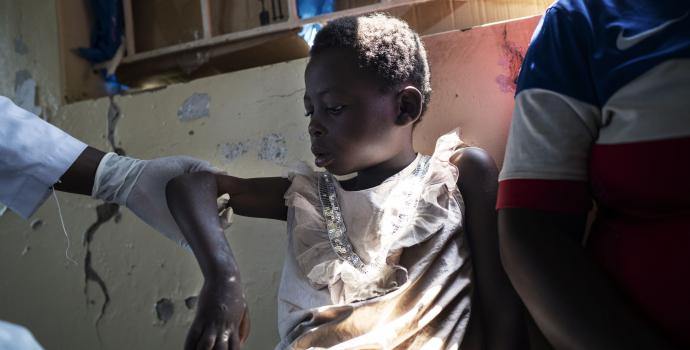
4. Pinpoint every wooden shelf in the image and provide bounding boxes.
[120,0,436,65]
[60,0,484,102]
